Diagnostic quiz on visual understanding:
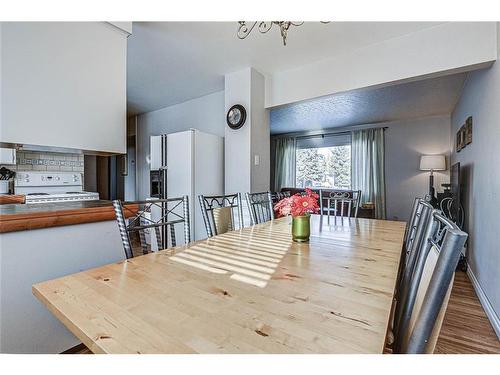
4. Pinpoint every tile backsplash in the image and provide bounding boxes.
[7,151,84,173]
